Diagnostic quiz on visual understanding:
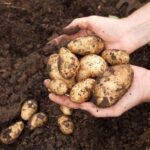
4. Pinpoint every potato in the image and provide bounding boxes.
[60,105,72,116]
[57,115,74,135]
[47,54,76,89]
[47,53,58,71]
[28,112,47,130]
[101,49,129,65]
[58,47,80,79]
[67,35,104,55]
[47,79,68,95]
[0,121,24,144]
[70,78,95,103]
[94,64,134,107]
[76,54,108,81]
[21,100,38,121]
